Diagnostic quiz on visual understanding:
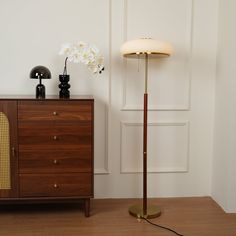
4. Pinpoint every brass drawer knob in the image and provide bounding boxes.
[53,184,58,188]
[53,136,58,140]
[53,111,58,116]
[53,159,59,164]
